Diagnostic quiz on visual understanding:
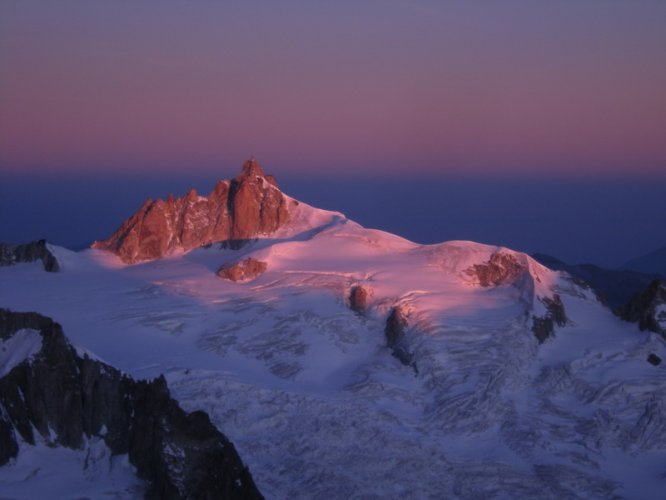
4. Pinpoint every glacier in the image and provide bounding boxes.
[1,199,665,499]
